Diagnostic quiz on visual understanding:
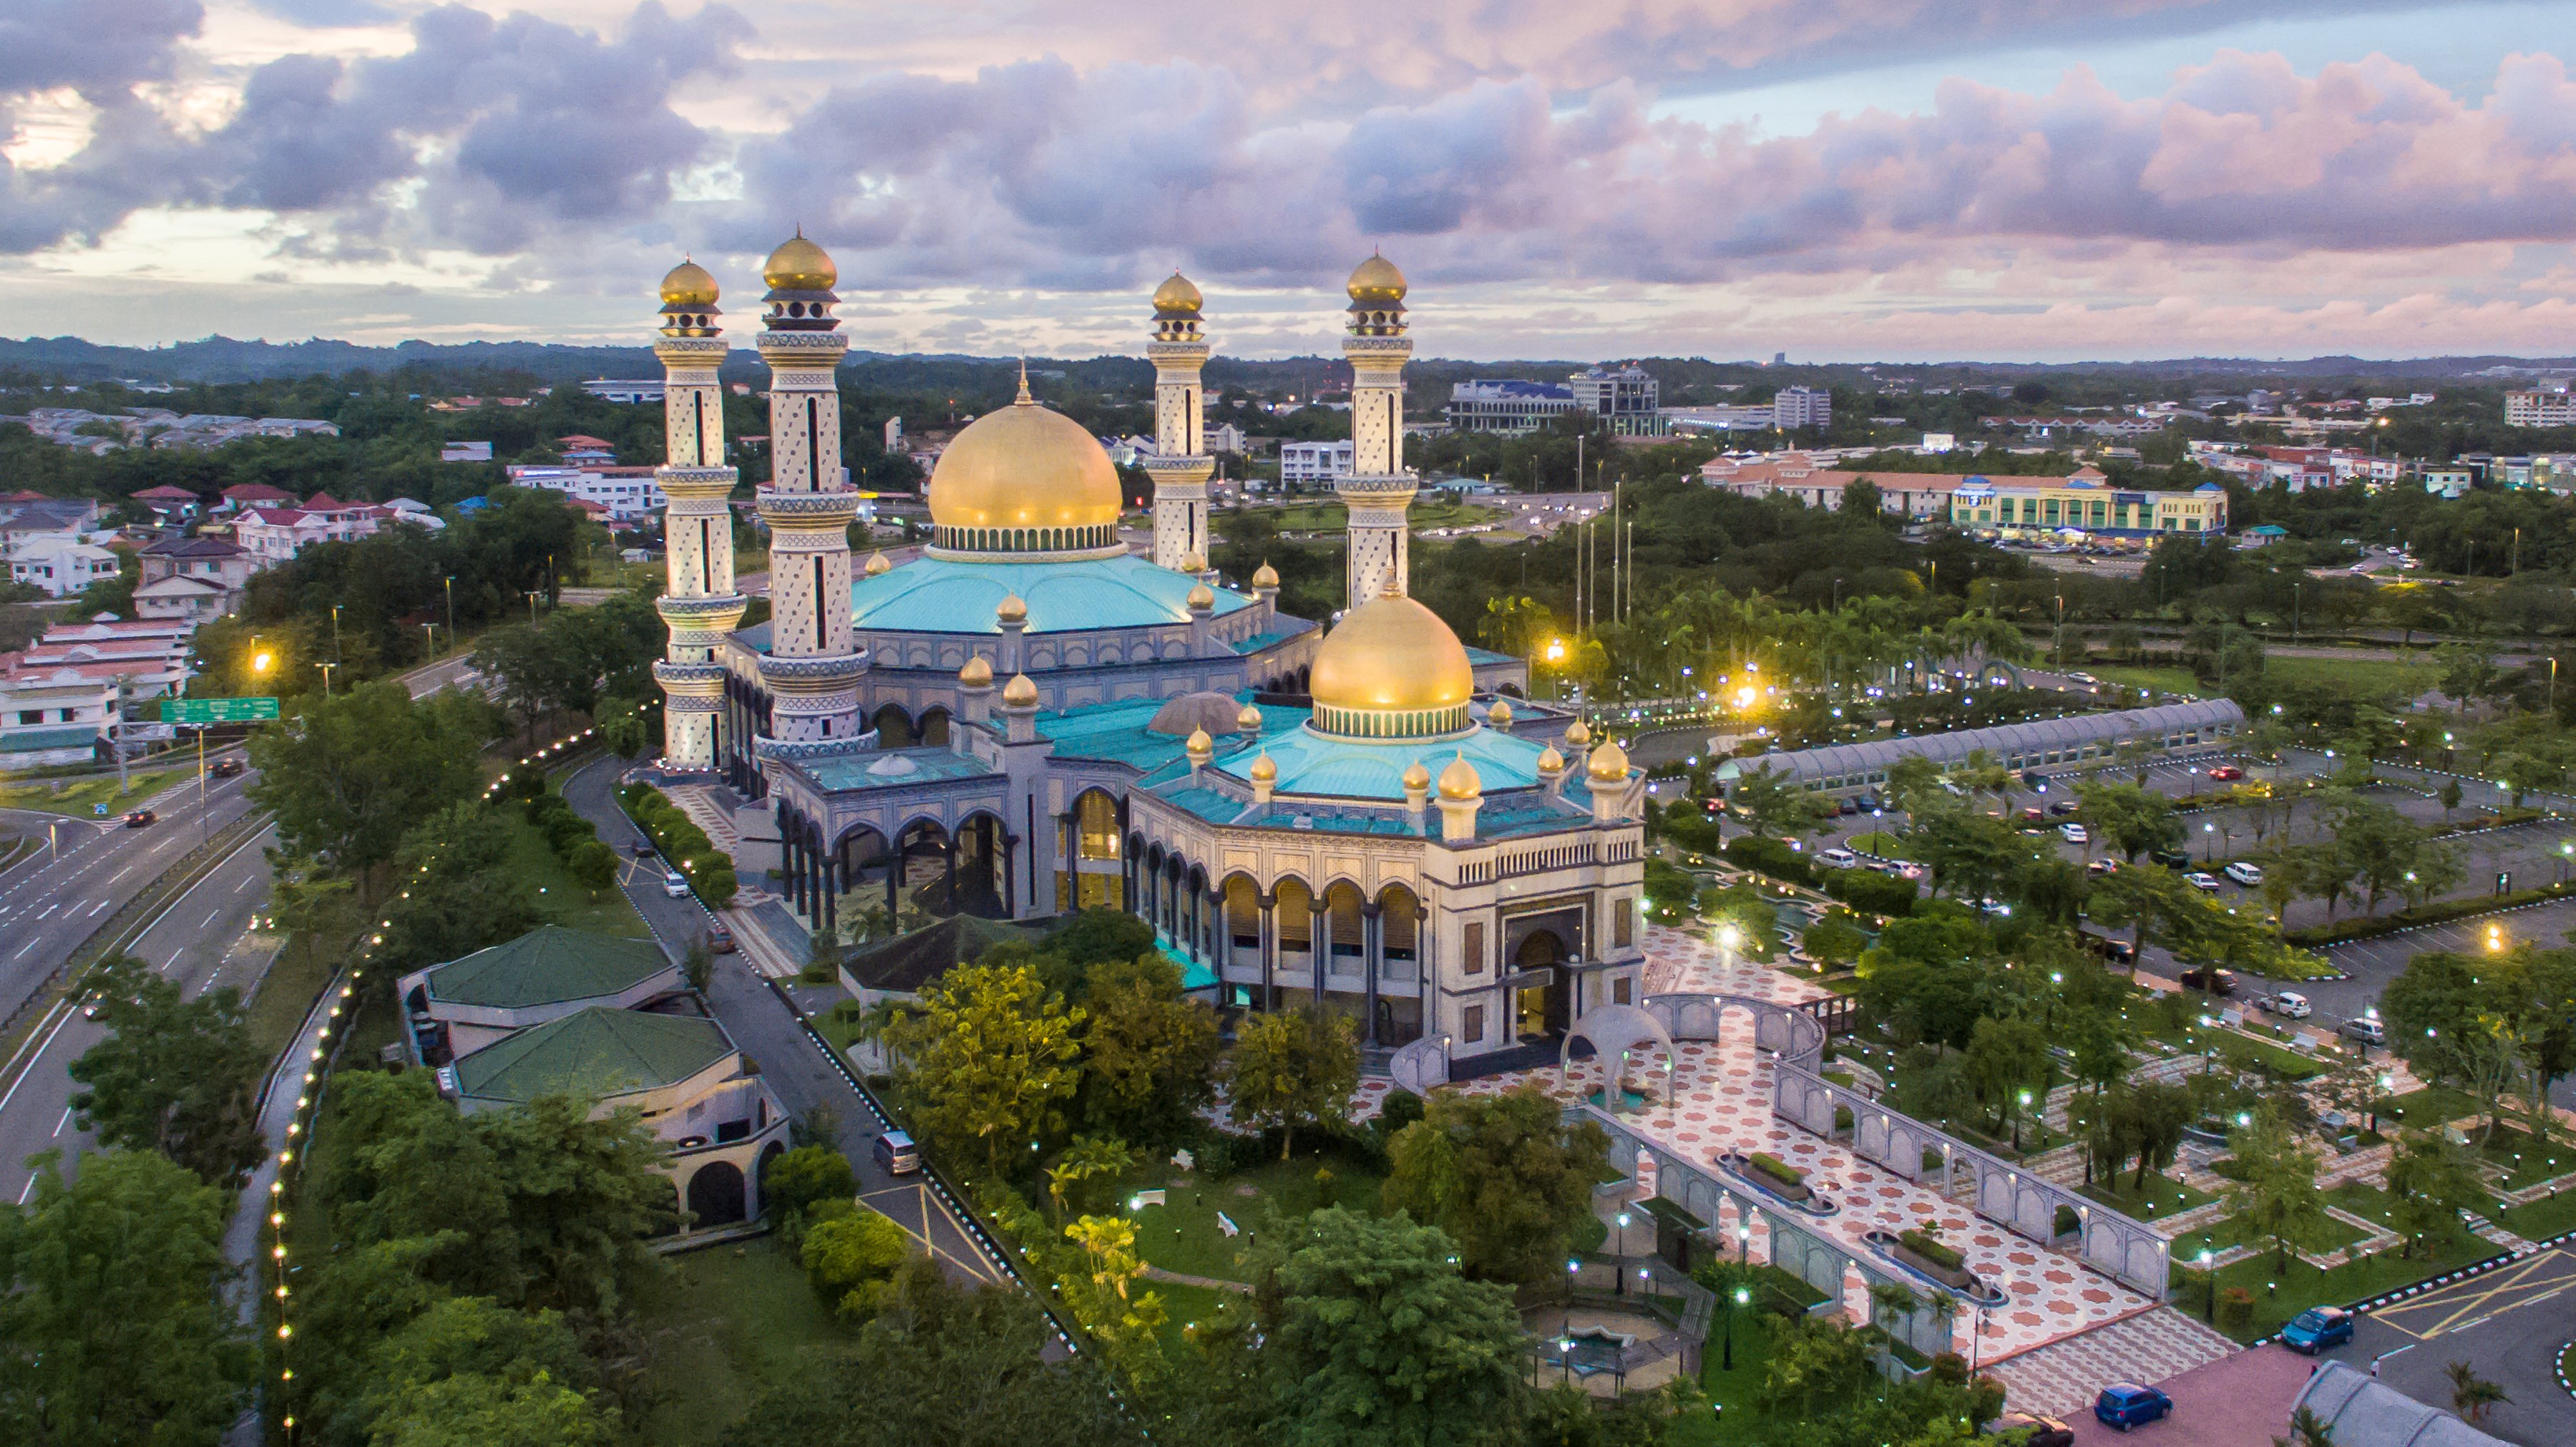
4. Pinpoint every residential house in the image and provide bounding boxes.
[0,615,199,766]
[556,434,619,464]
[134,535,252,620]
[441,441,494,463]
[505,464,668,522]
[218,483,296,512]
[7,537,122,597]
